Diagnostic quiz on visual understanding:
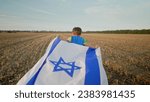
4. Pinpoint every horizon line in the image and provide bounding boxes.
[0,28,150,32]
